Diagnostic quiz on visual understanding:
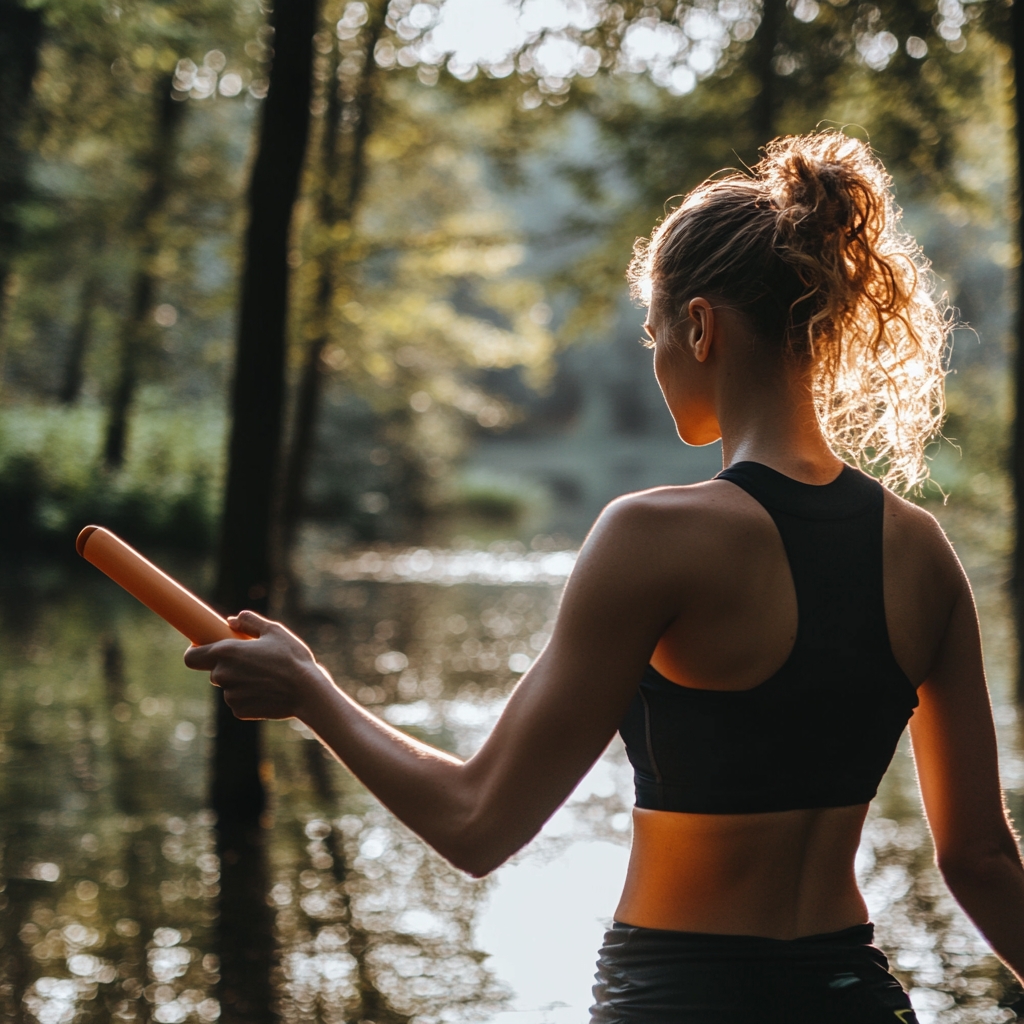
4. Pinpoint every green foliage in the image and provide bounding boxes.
[2,0,1016,549]
[530,0,1007,342]
[0,401,224,551]
[4,0,569,547]
[294,40,561,407]
[929,364,1013,510]
[447,470,548,523]
[4,0,263,410]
